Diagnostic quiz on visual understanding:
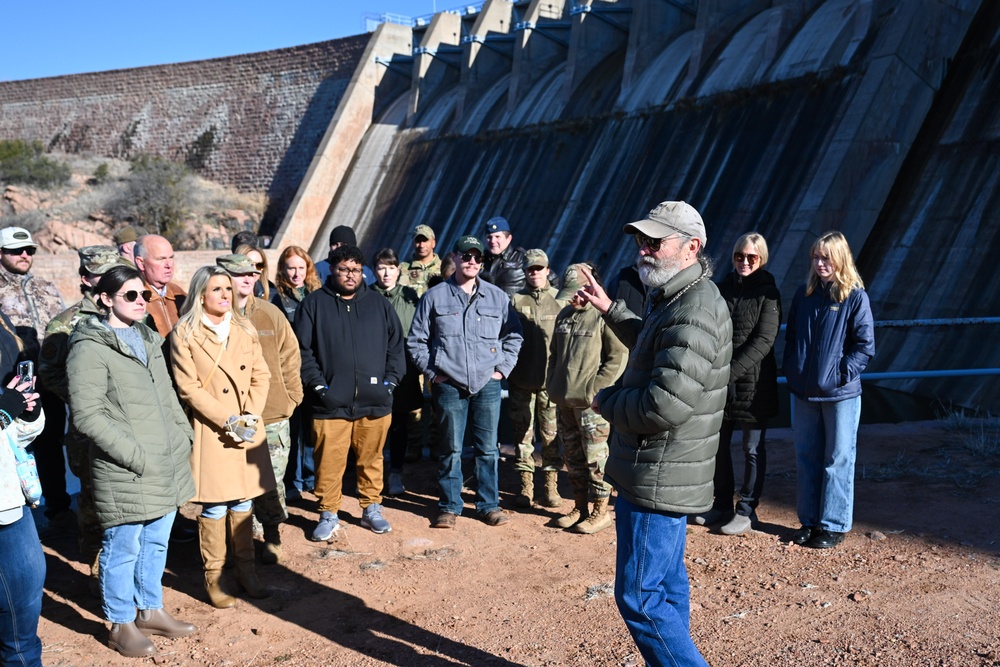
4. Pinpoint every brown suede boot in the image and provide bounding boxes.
[260,524,282,565]
[514,470,533,508]
[538,470,562,508]
[573,496,613,534]
[228,510,271,599]
[555,492,590,529]
[197,515,235,609]
[108,621,156,657]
